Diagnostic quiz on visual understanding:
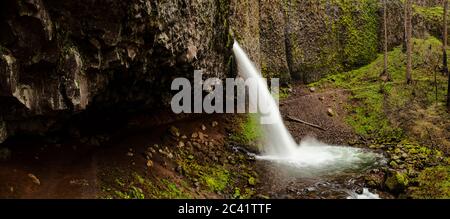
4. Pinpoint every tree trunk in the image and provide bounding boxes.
[445,1,450,111]
[444,0,448,76]
[406,0,413,84]
[383,0,390,80]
